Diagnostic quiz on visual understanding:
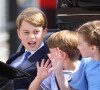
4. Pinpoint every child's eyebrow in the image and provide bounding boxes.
[33,29,39,31]
[22,29,29,31]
